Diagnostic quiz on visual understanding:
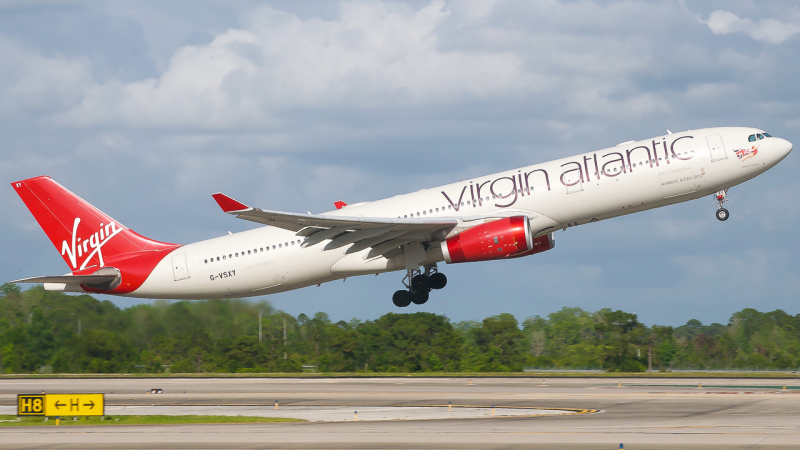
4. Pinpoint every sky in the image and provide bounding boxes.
[1,0,799,327]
